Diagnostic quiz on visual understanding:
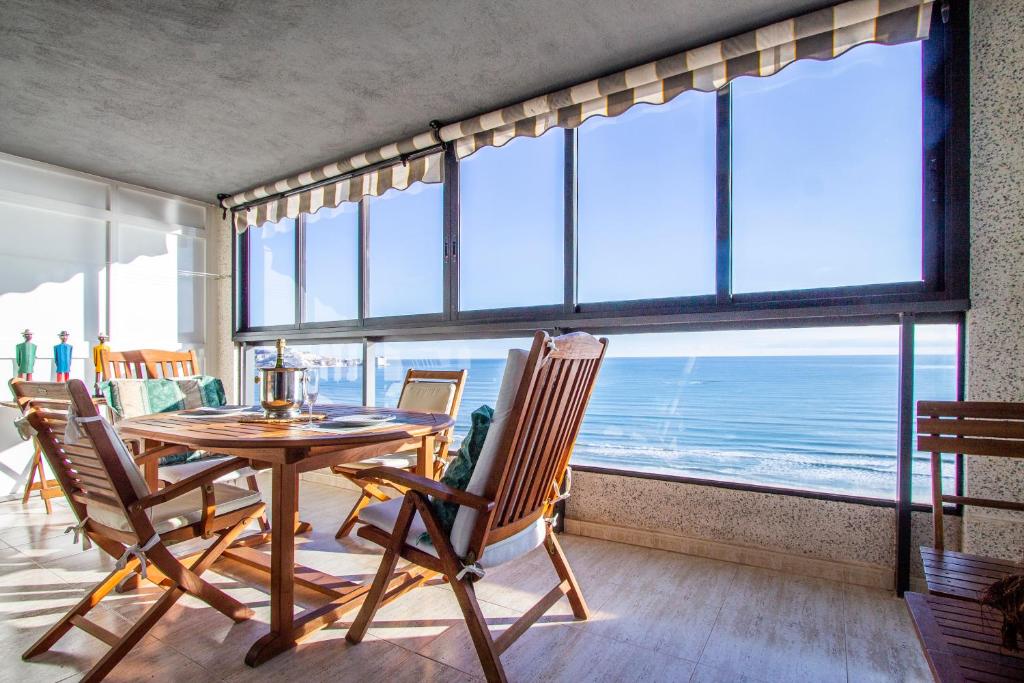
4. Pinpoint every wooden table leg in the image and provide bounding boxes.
[245,459,299,667]
[415,434,435,478]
